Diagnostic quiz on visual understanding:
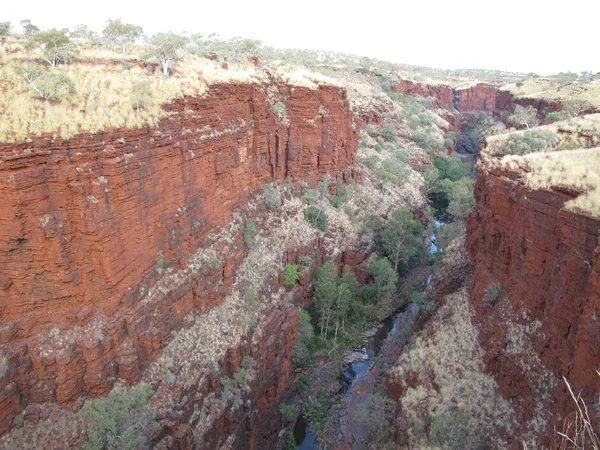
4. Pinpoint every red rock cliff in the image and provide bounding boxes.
[454,83,497,113]
[467,161,600,437]
[0,81,357,433]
